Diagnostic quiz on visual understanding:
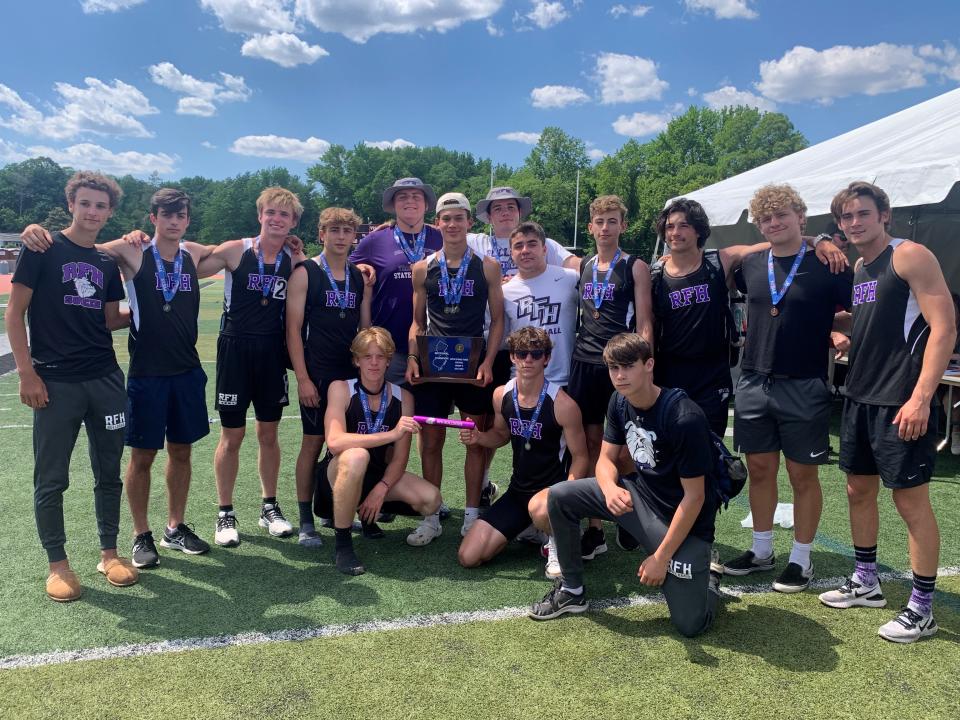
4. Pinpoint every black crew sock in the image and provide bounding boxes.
[219,505,234,514]
[334,528,354,550]
[262,496,277,506]
[298,501,314,528]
